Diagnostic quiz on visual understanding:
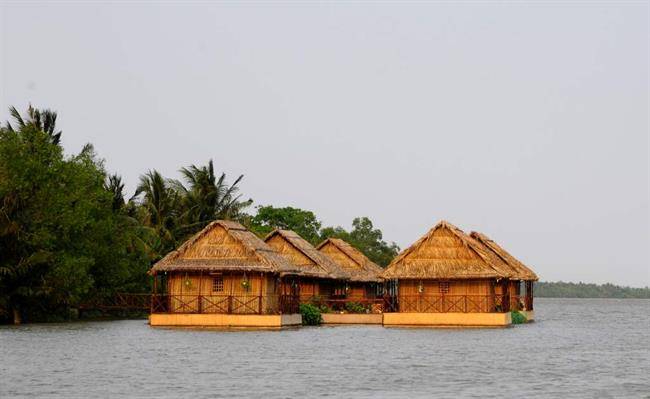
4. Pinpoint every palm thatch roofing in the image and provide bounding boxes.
[470,231,538,281]
[316,238,384,283]
[380,220,522,280]
[150,220,302,276]
[264,230,351,280]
